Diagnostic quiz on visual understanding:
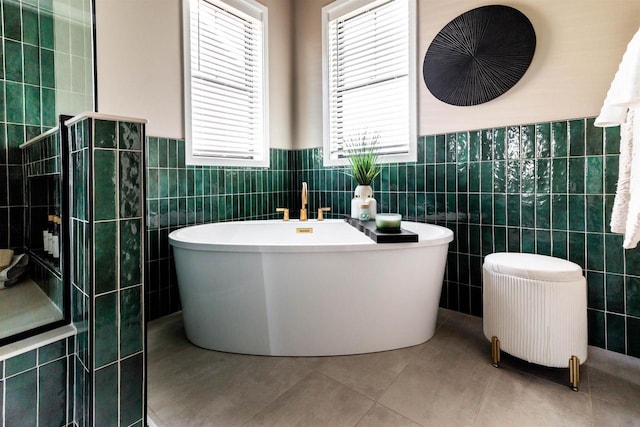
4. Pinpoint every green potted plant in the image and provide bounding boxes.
[345,133,381,218]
